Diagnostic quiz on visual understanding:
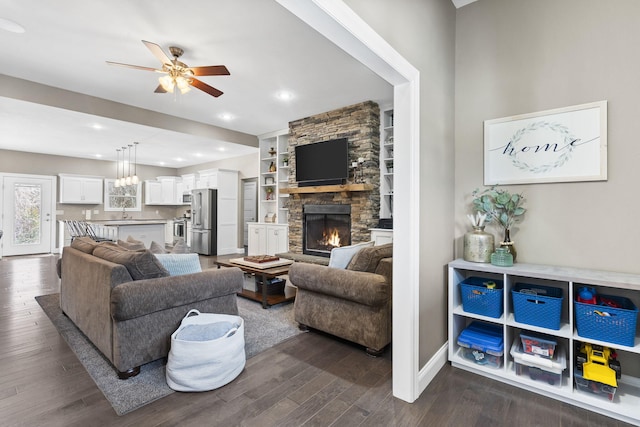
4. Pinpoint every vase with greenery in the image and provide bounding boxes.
[471,186,526,261]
